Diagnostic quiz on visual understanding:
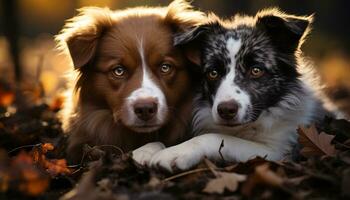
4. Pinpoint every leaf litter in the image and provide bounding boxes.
[1,81,350,200]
